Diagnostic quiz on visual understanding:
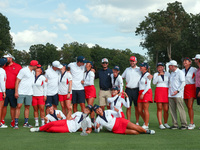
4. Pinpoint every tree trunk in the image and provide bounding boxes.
[167,43,172,60]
